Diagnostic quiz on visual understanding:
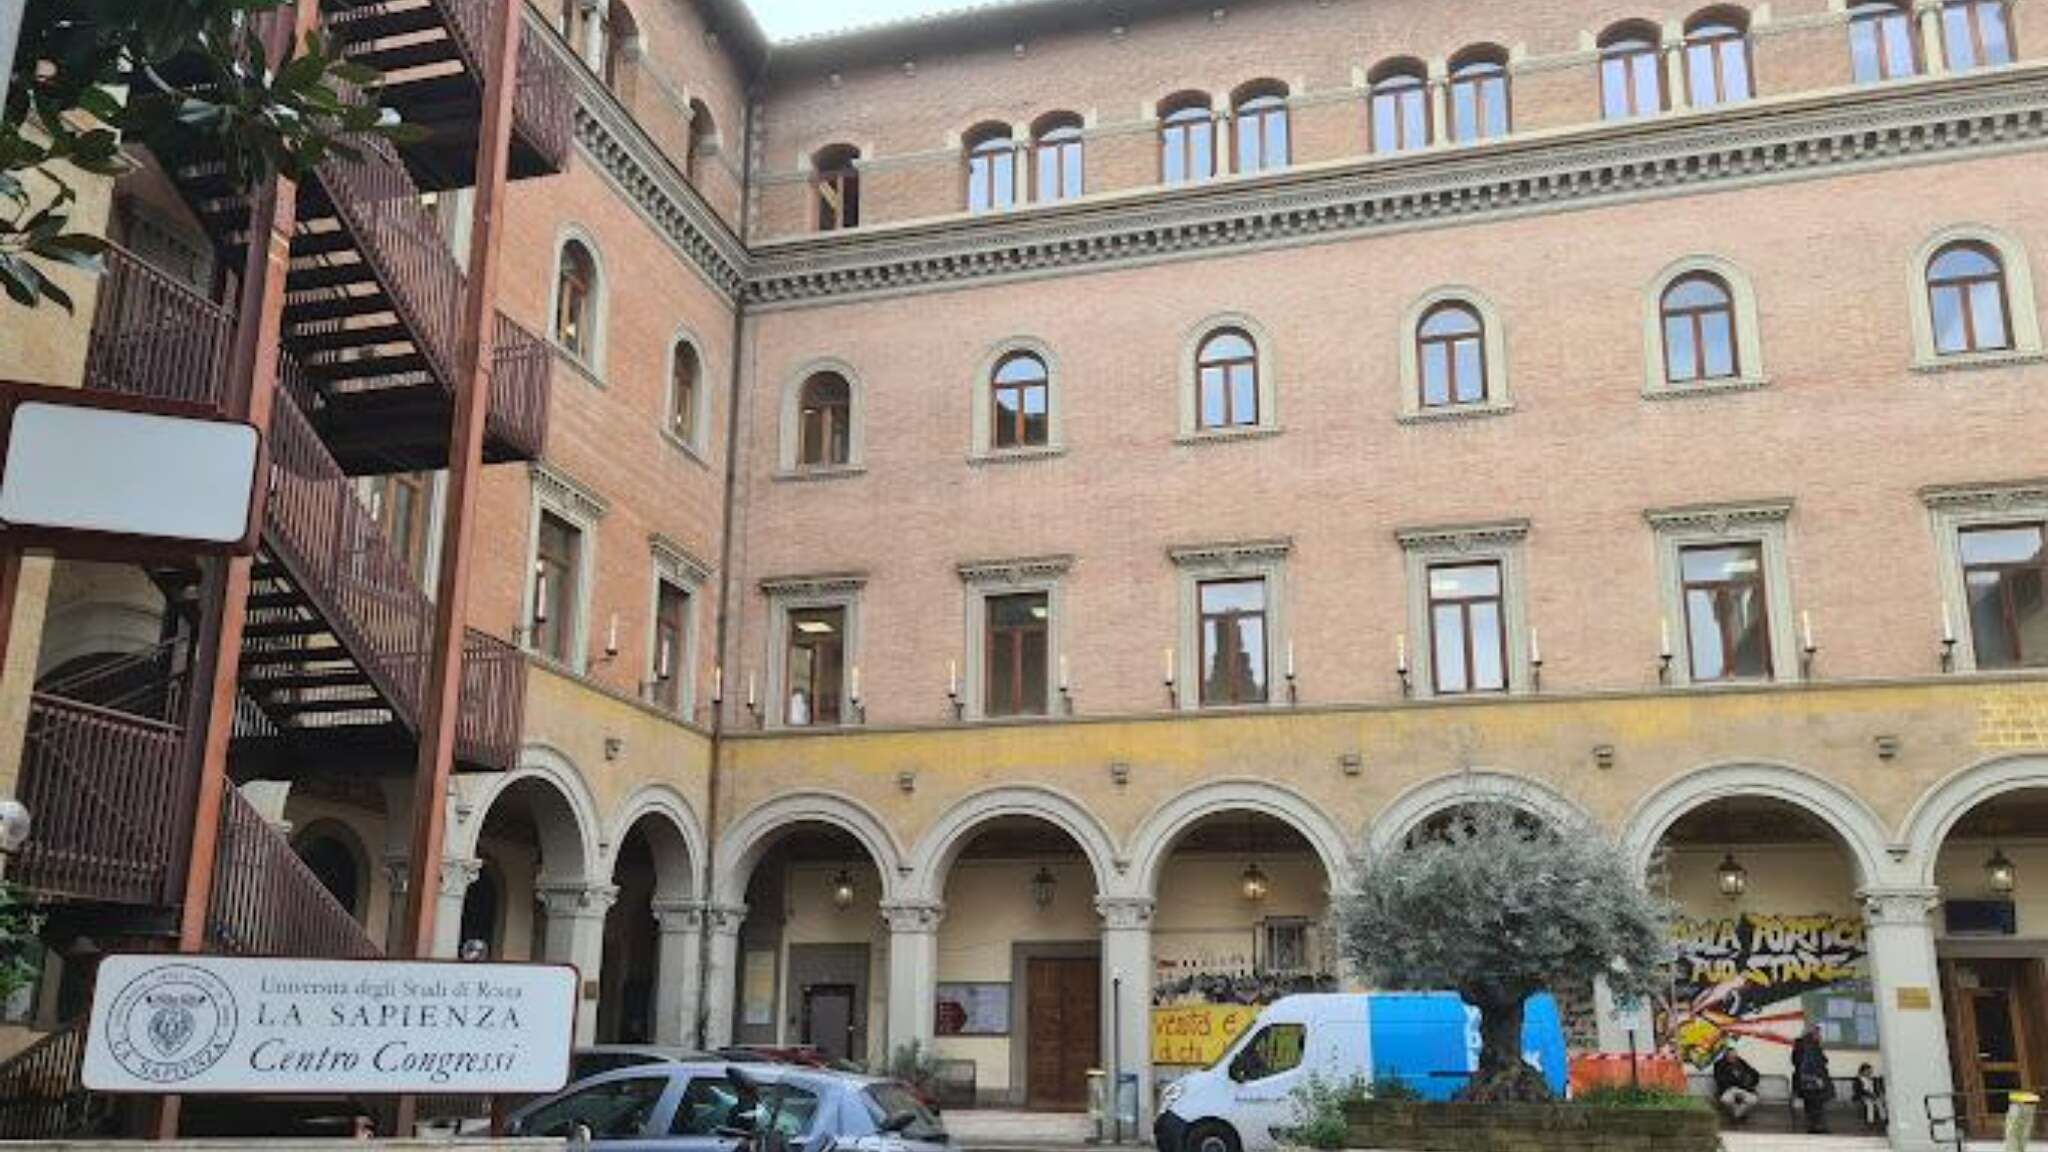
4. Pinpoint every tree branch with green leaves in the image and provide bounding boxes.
[3,0,416,310]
